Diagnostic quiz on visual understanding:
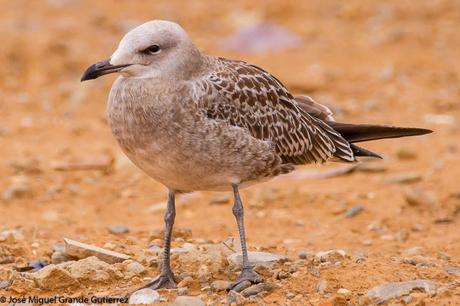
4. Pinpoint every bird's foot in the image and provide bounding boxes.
[139,271,177,290]
[228,268,263,292]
